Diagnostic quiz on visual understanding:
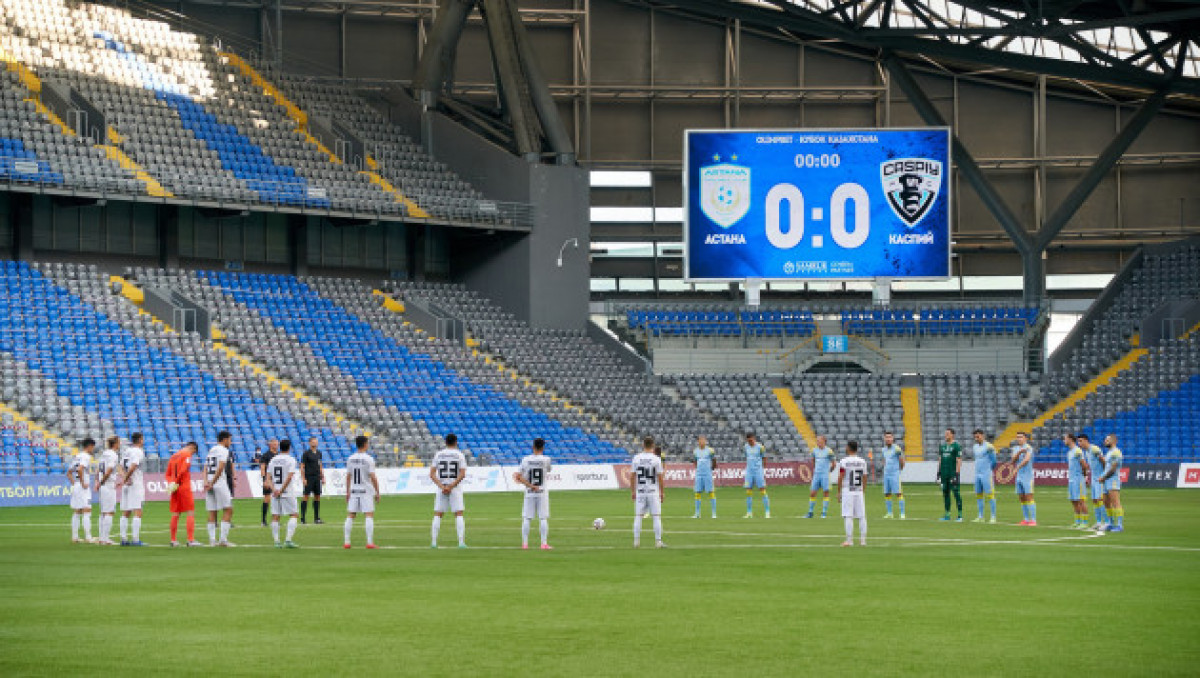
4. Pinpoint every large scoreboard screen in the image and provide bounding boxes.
[684,128,952,281]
